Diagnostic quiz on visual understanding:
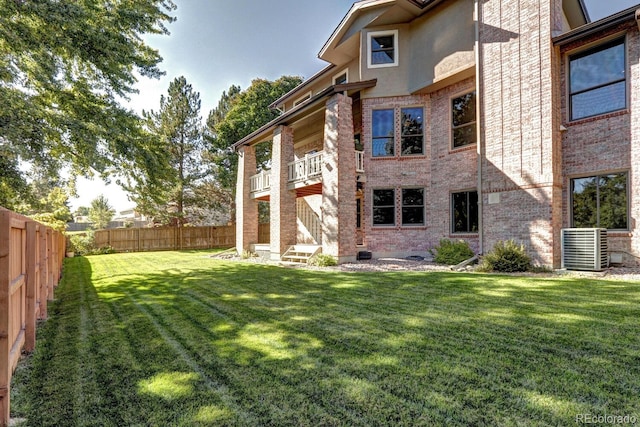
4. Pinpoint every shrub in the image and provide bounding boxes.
[308,254,338,267]
[68,232,96,256]
[241,250,256,259]
[479,240,532,272]
[90,246,116,255]
[430,239,474,265]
